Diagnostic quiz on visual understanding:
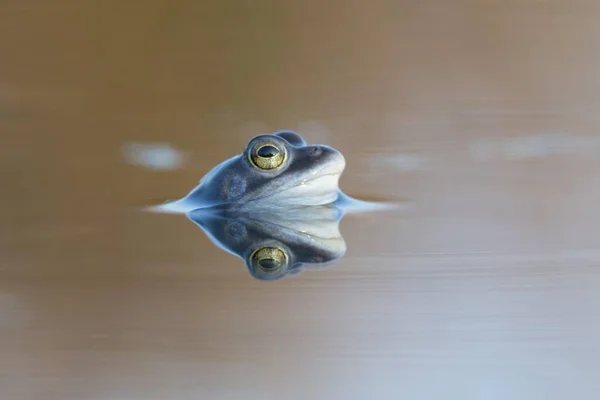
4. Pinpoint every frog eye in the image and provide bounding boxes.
[249,142,286,170]
[249,246,288,276]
